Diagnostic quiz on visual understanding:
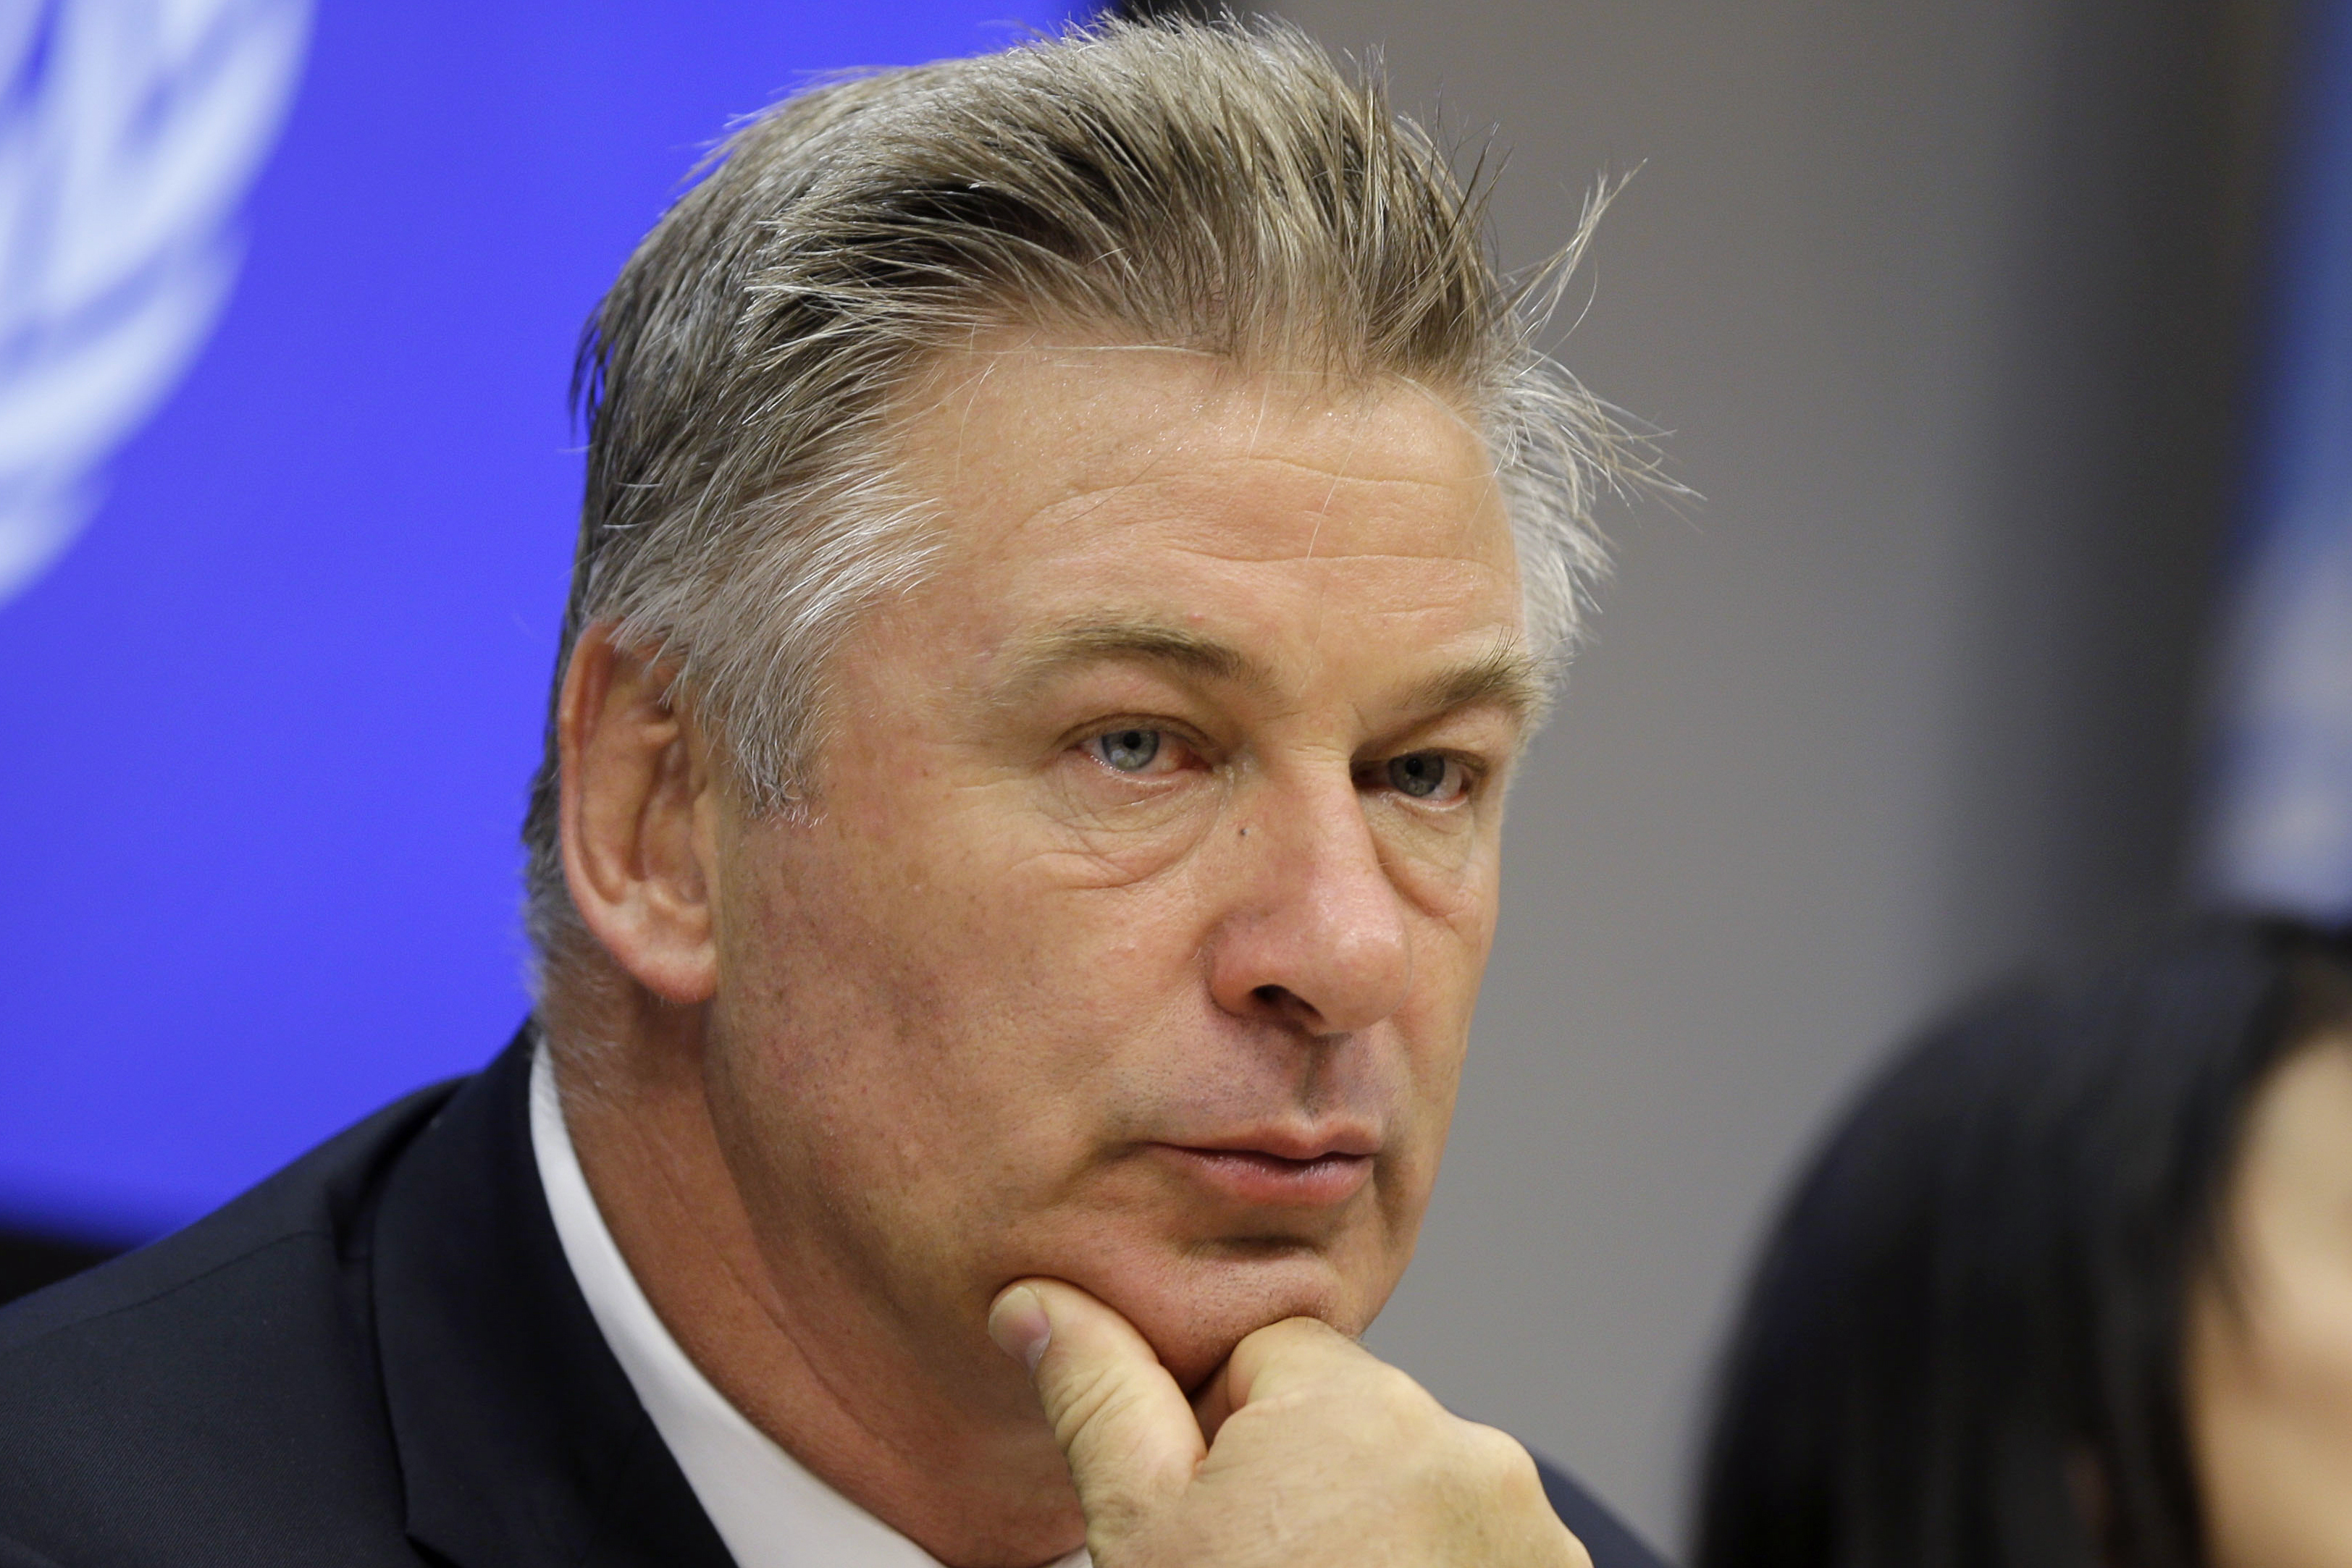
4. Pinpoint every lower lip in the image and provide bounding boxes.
[1151,1145,1374,1207]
